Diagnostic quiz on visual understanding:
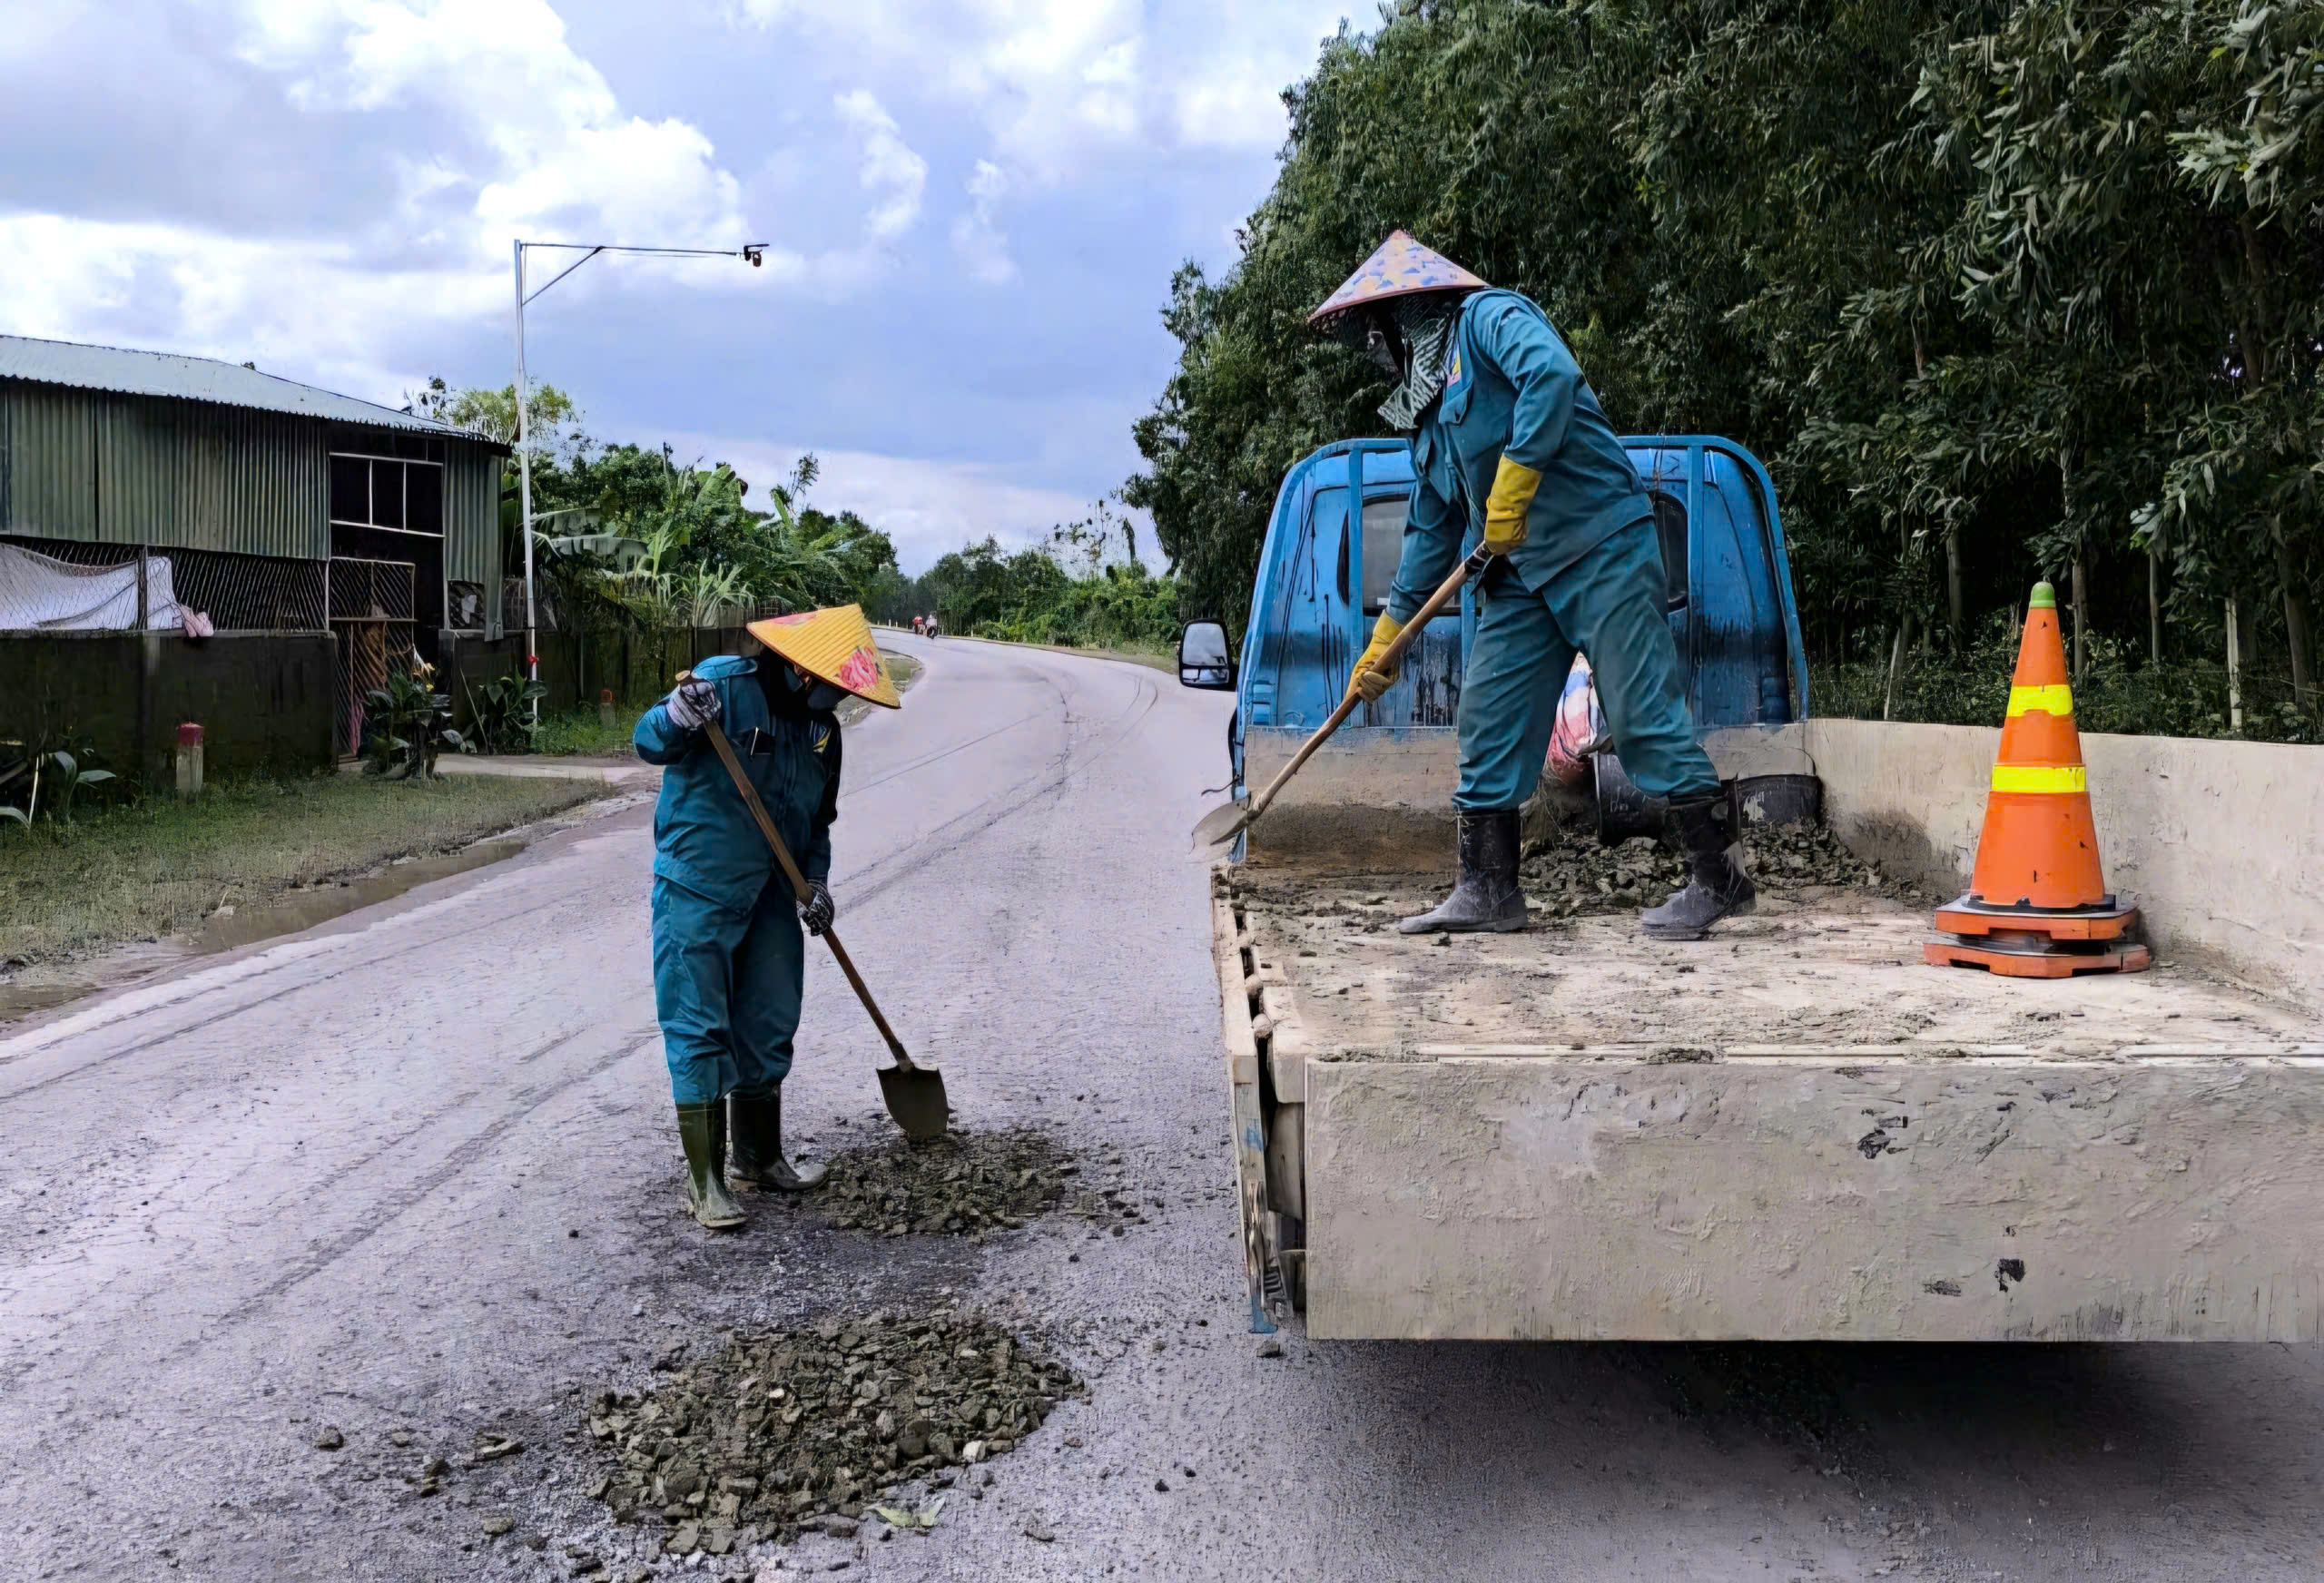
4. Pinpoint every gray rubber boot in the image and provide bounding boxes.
[730,1088,826,1192]
[1397,810,1530,934]
[676,1100,746,1229]
[1640,792,1758,940]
